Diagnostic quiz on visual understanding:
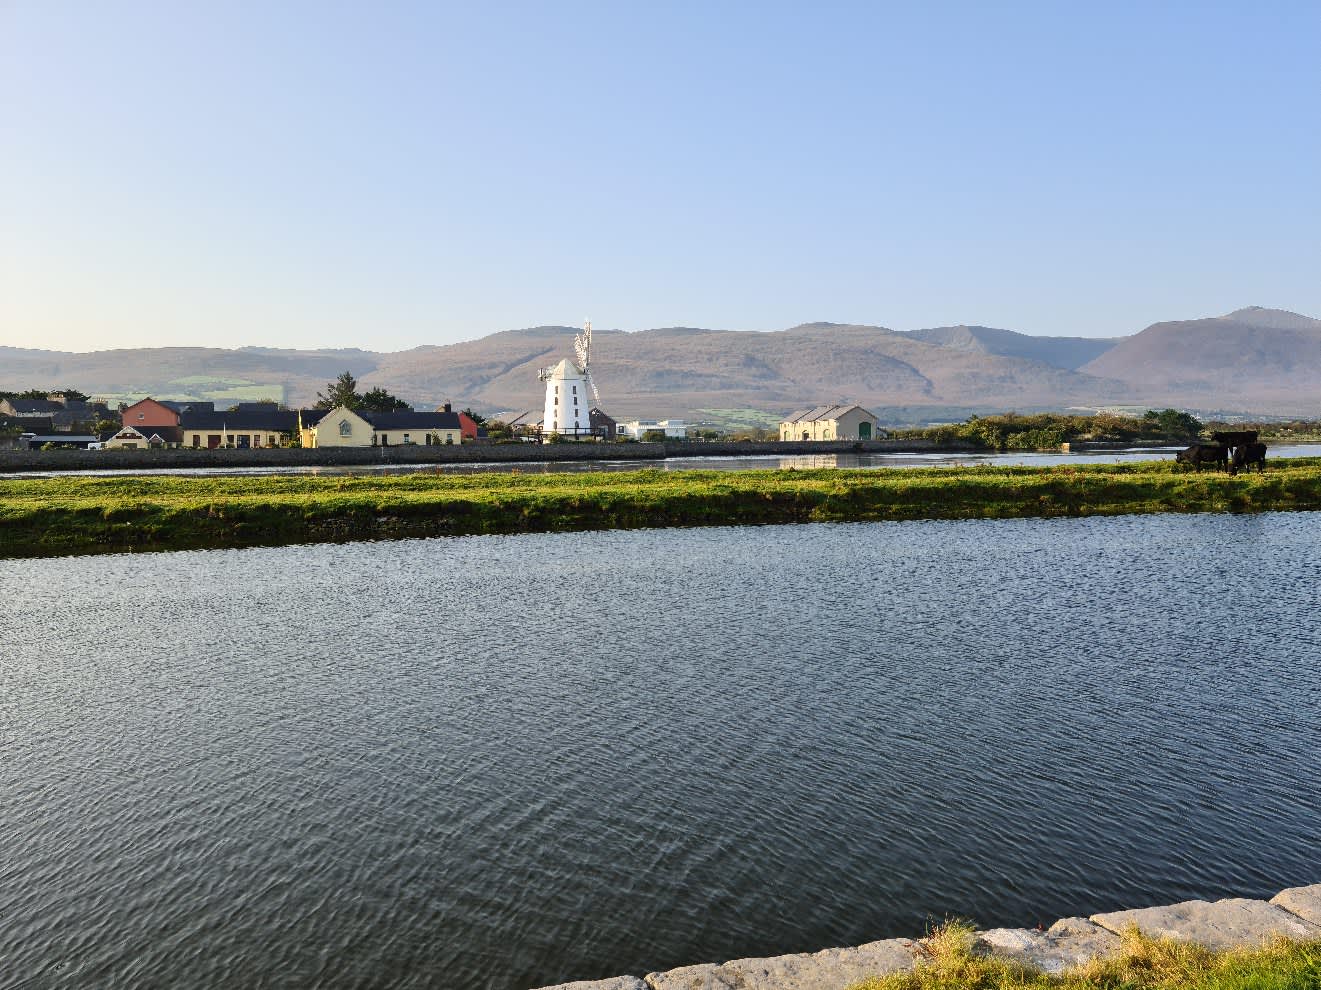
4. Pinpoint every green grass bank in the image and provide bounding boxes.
[4,459,1321,559]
